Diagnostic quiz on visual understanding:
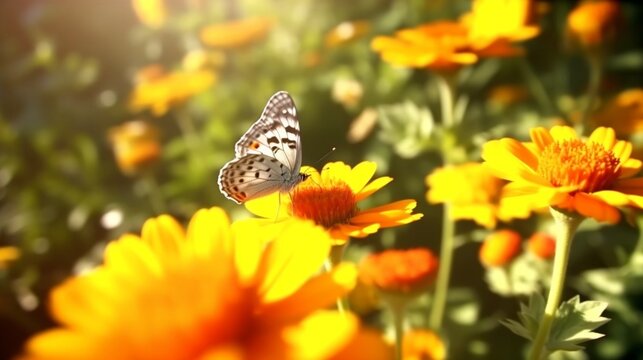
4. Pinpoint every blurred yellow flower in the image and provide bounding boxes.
[463,0,540,55]
[325,20,371,48]
[200,17,273,49]
[245,161,423,244]
[22,208,391,360]
[482,126,643,223]
[359,248,439,295]
[181,49,226,72]
[108,120,161,175]
[129,68,216,116]
[332,78,364,108]
[567,0,620,48]
[527,232,556,259]
[0,246,20,269]
[426,162,533,229]
[402,329,446,360]
[593,88,643,136]
[132,0,167,29]
[479,229,522,267]
[371,21,478,70]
